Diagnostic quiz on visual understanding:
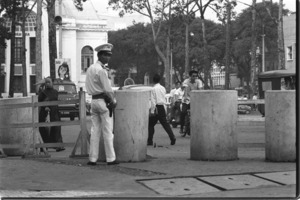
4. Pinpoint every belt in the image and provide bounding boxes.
[92,93,106,99]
